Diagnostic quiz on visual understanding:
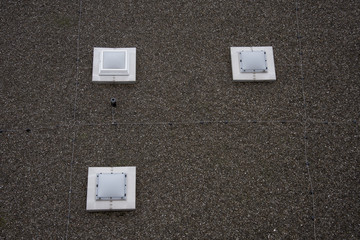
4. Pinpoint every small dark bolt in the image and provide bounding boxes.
[111,98,116,107]
[324,121,328,124]
[311,216,315,221]
[169,122,173,126]
[0,130,2,133]
[26,128,31,132]
[310,191,314,195]
[224,121,228,124]
[306,162,310,166]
